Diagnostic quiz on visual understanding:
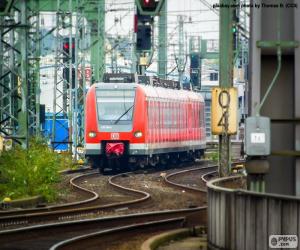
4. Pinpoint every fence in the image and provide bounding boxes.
[207,176,300,250]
